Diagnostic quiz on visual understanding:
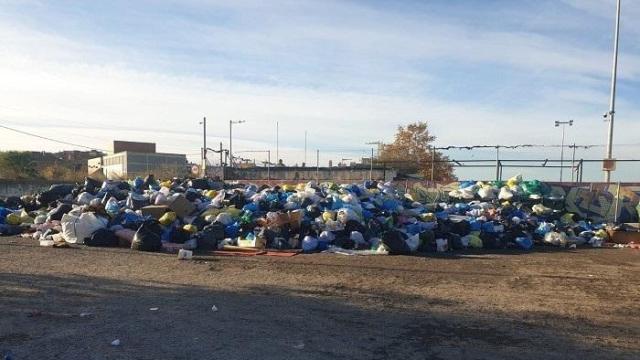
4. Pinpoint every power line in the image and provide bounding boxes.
[0,123,109,152]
